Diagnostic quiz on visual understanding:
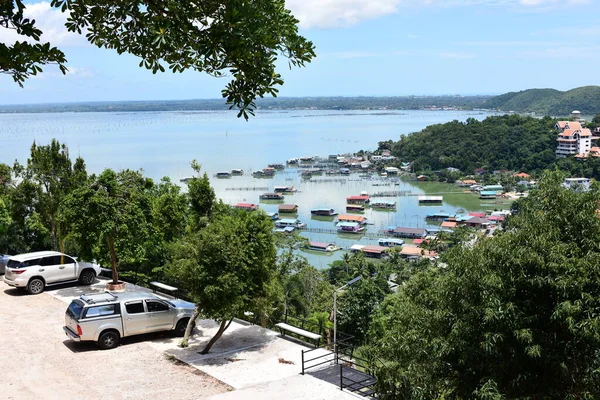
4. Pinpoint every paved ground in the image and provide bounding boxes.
[4,277,359,400]
[0,280,230,400]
